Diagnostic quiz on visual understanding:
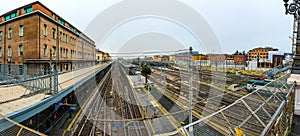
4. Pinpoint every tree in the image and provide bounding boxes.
[242,50,246,55]
[141,65,152,84]
[234,50,239,55]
